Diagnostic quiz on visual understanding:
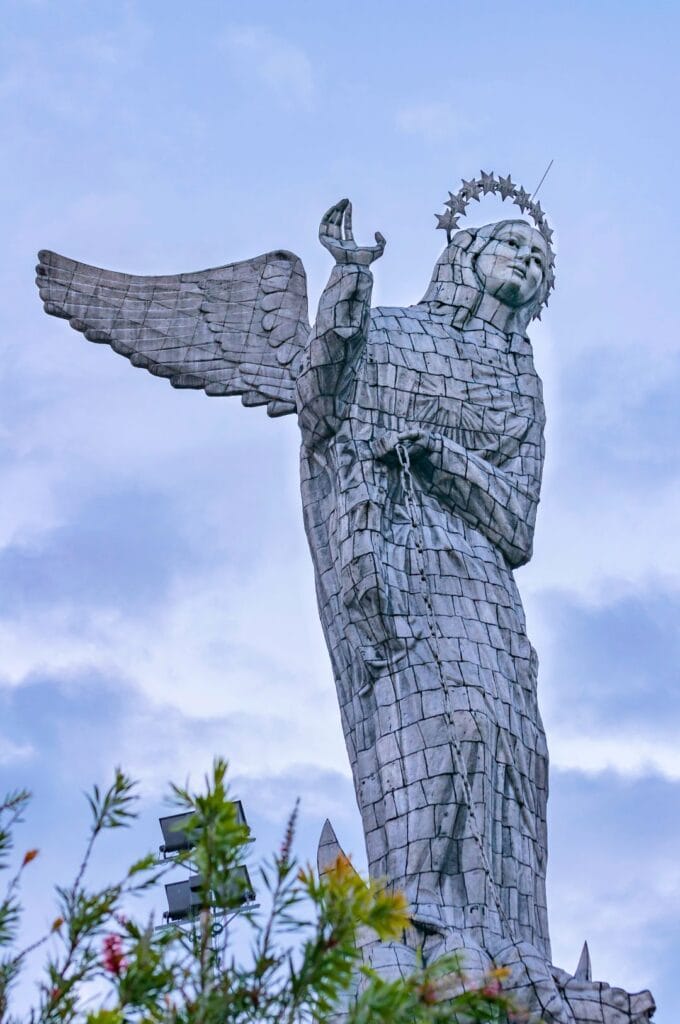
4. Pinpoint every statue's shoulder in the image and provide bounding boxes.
[370,305,419,331]
[369,304,452,340]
